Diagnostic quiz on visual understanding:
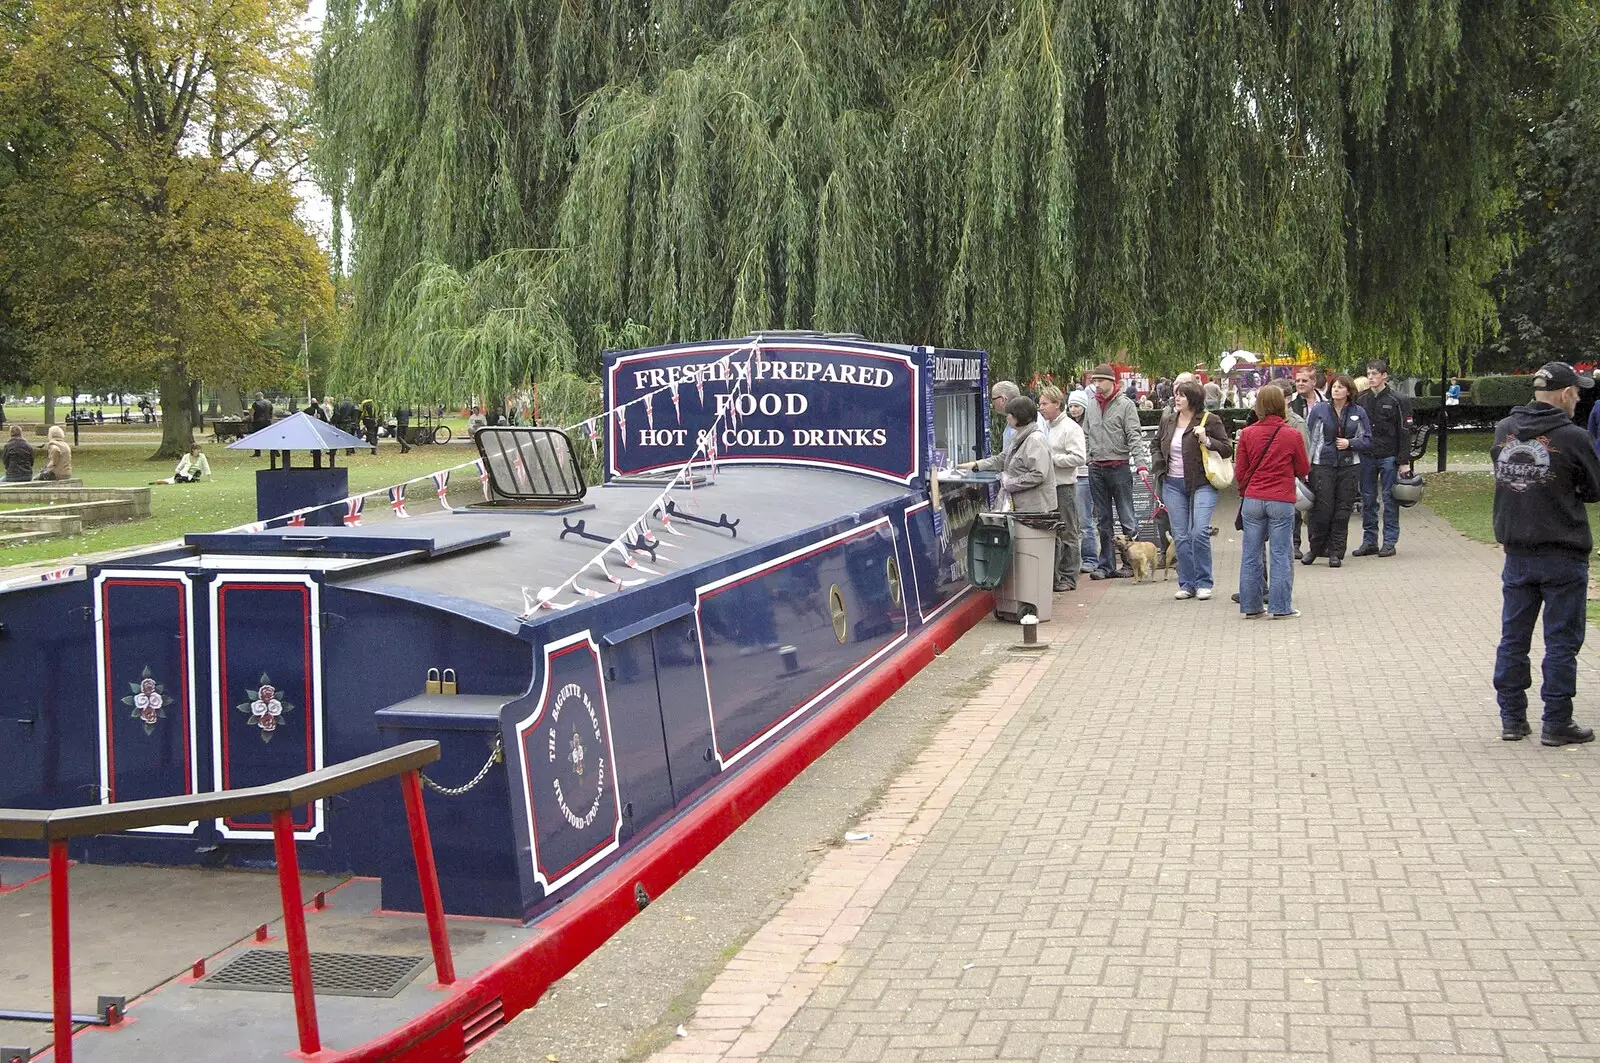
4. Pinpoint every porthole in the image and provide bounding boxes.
[829,585,848,643]
[886,557,903,606]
